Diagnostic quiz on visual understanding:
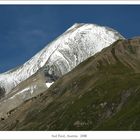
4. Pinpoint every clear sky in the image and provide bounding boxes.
[0,5,140,73]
